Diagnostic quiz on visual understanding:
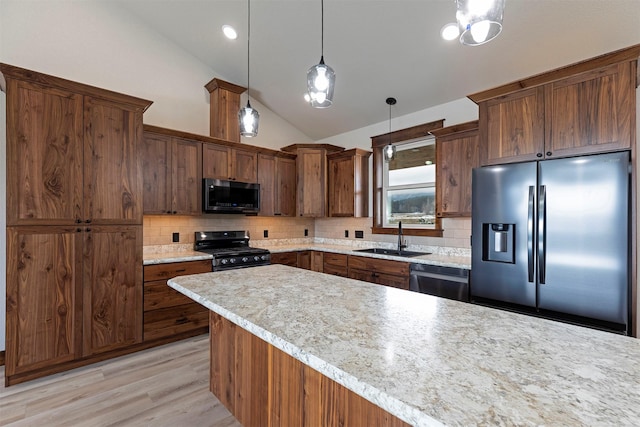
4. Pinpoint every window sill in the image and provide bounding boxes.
[371,226,444,238]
